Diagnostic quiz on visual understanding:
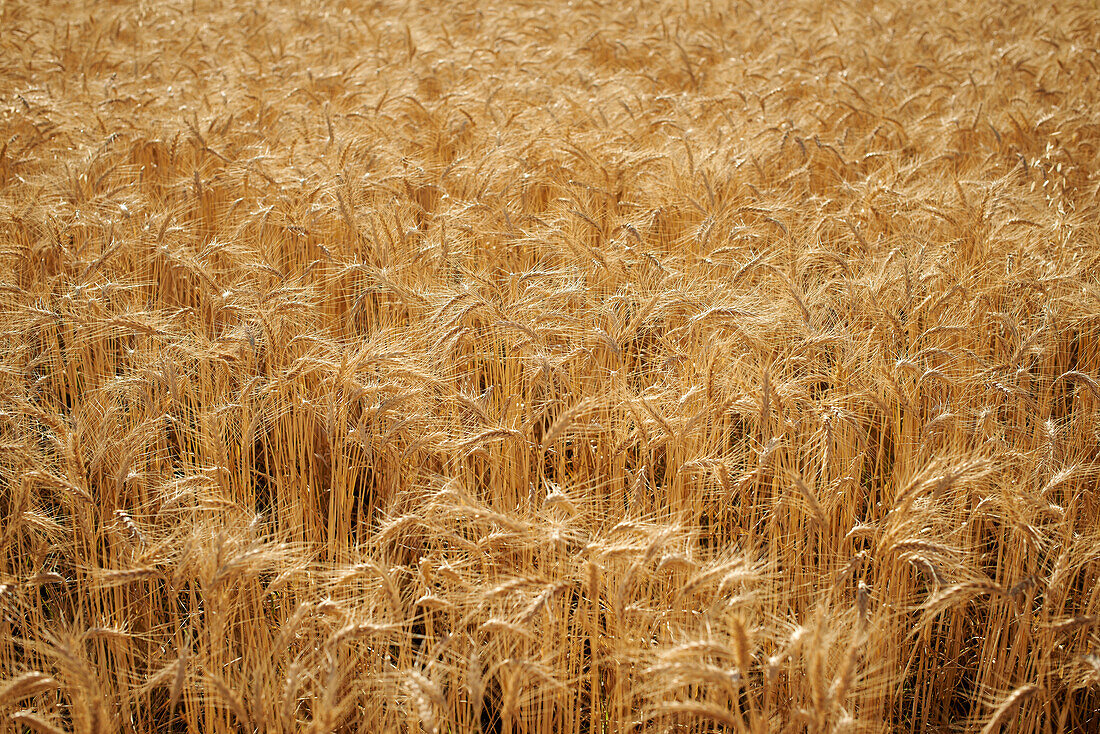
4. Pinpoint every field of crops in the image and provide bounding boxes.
[2,0,1099,731]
